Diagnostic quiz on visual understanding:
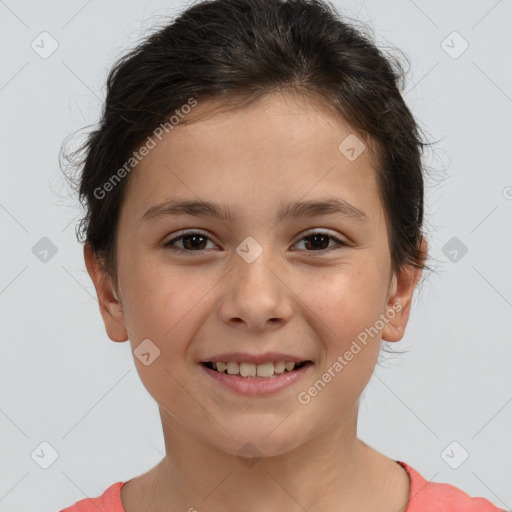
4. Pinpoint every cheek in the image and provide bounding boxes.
[297,269,385,417]
[120,263,202,408]
[120,254,196,334]
[307,262,387,339]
